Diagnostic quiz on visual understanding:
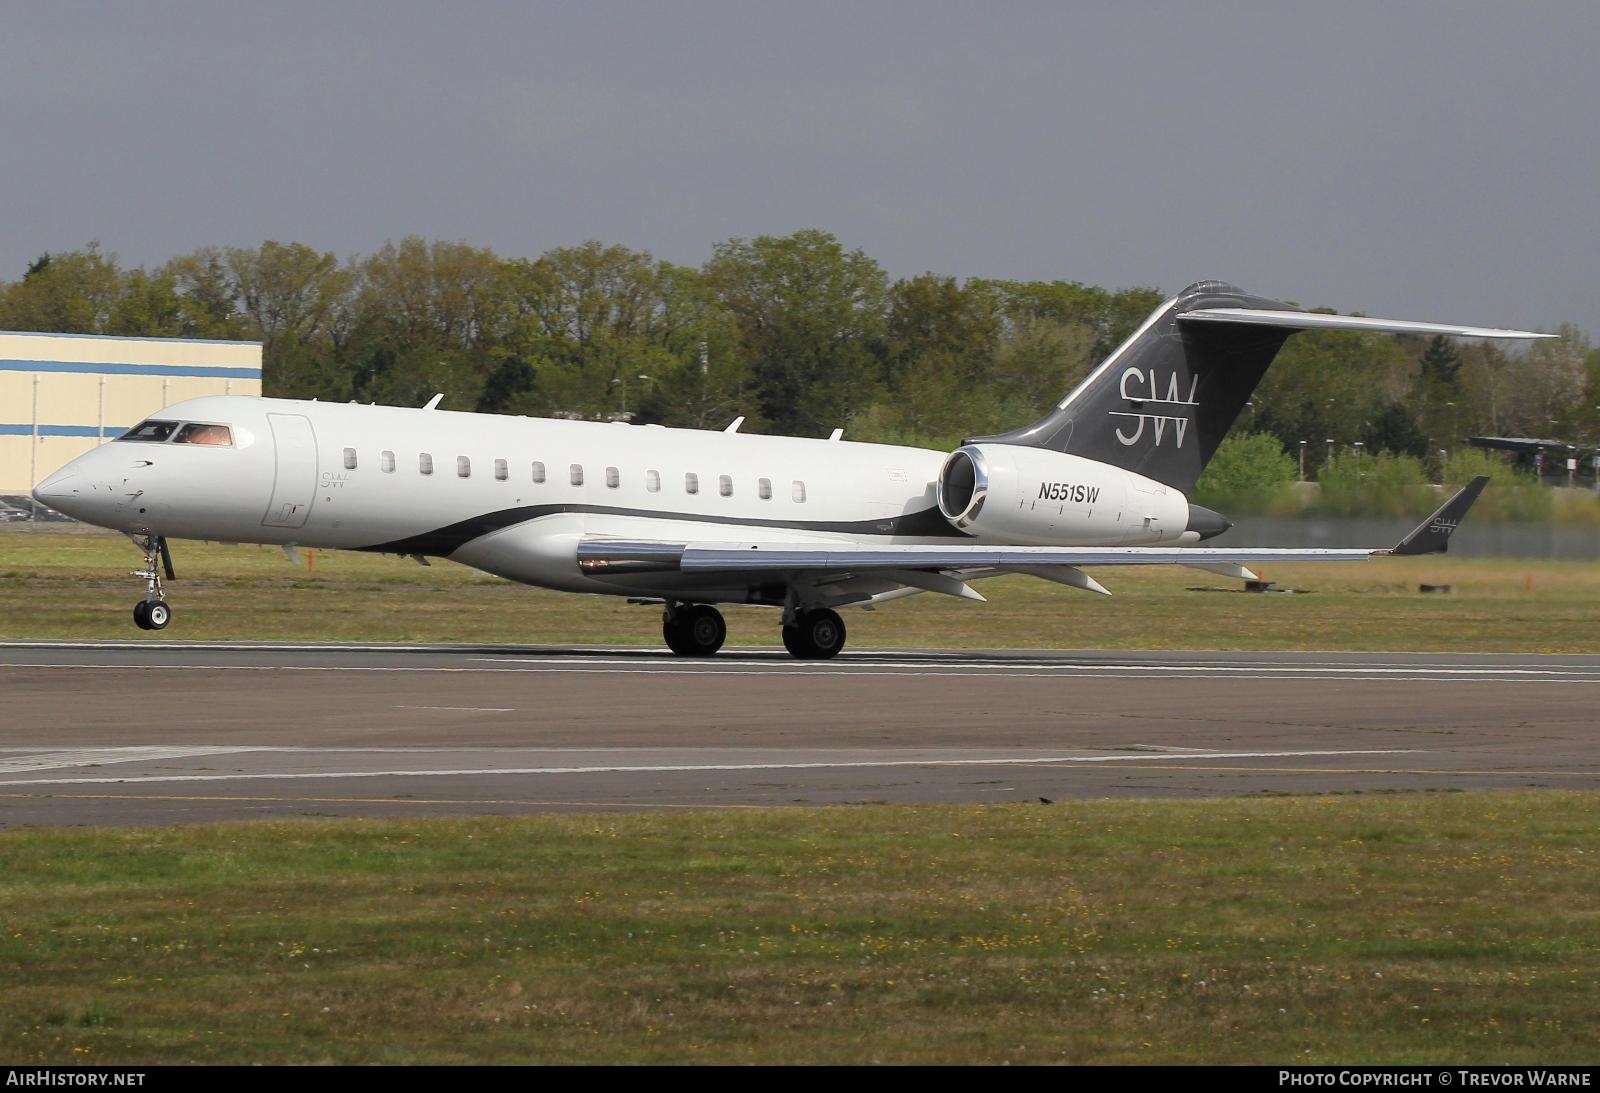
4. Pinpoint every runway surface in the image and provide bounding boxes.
[3,641,1597,826]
